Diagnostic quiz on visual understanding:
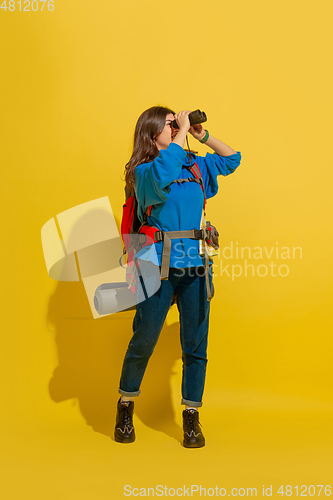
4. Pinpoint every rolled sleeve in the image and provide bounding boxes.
[197,151,241,200]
